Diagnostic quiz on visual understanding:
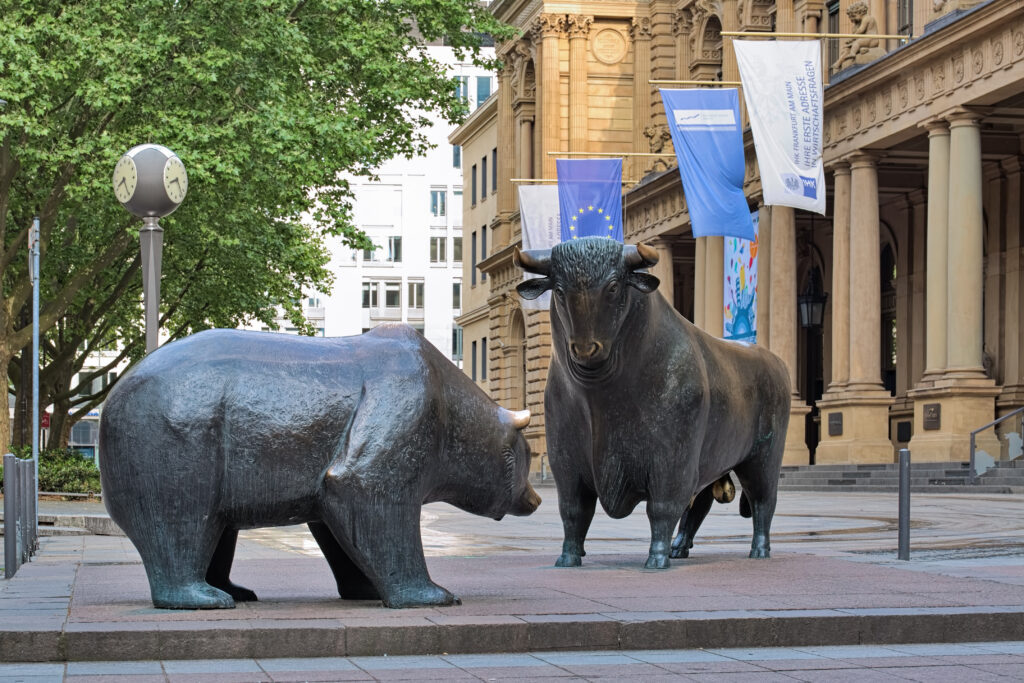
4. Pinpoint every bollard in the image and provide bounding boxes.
[4,454,15,578]
[898,447,911,561]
